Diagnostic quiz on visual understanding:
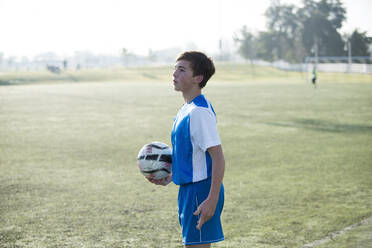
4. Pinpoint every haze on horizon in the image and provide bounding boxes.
[1,0,371,59]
